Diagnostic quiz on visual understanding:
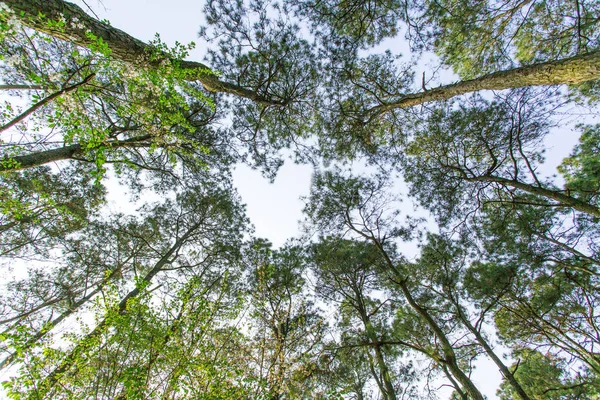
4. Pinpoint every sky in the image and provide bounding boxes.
[3,0,592,398]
